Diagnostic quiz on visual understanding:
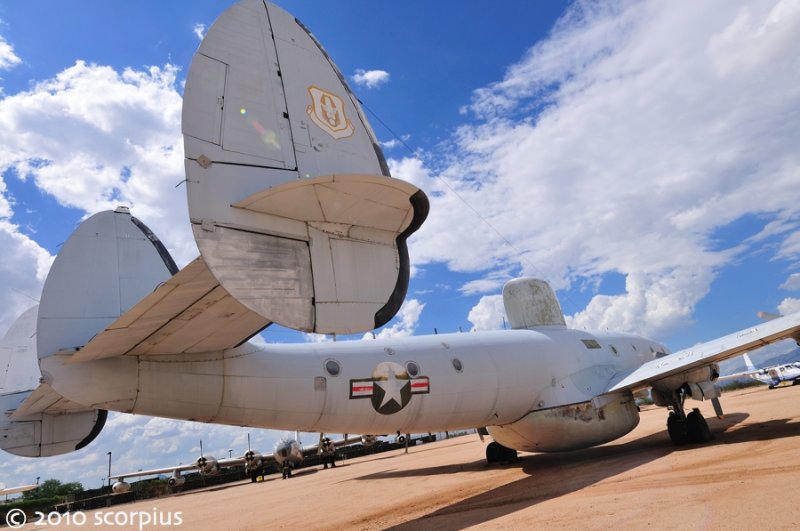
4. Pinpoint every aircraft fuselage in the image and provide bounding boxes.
[42,327,664,451]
